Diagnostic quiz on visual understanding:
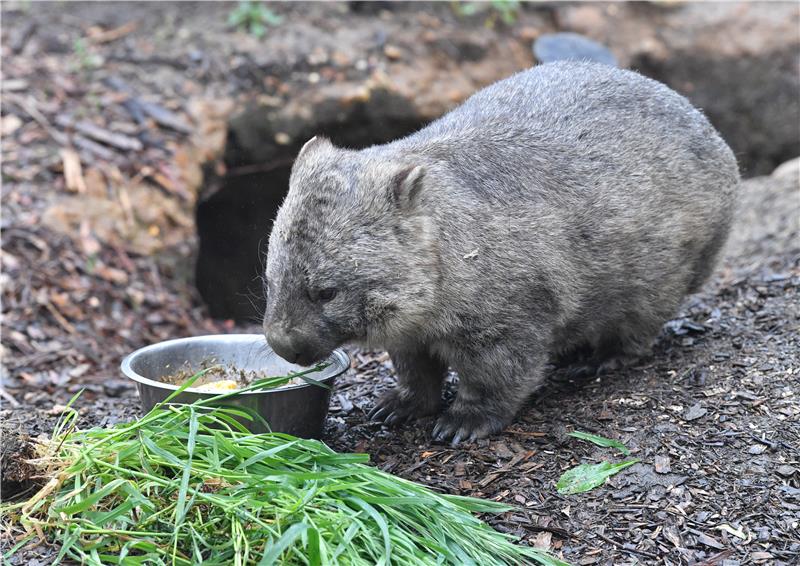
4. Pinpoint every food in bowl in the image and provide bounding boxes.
[160,358,306,392]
